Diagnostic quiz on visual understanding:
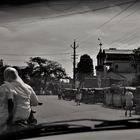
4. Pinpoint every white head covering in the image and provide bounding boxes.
[4,67,31,95]
[4,67,21,82]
